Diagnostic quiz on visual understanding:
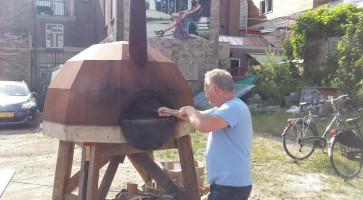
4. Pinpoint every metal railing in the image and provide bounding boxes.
[35,0,72,16]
